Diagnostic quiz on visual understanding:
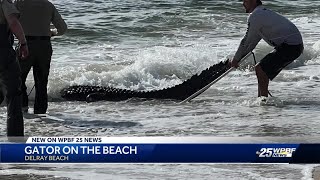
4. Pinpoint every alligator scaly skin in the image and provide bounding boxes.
[60,60,230,102]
